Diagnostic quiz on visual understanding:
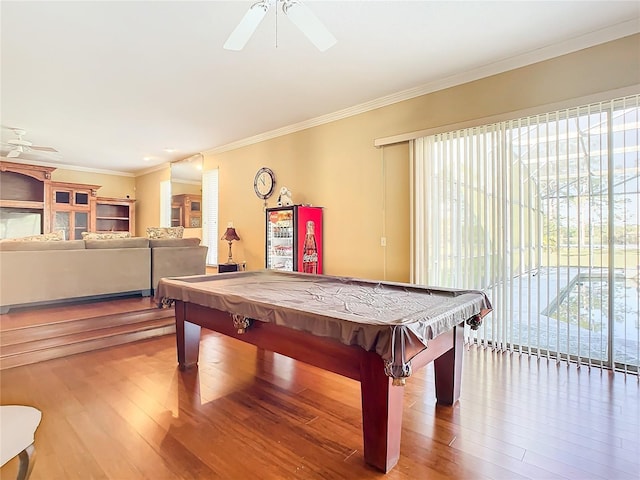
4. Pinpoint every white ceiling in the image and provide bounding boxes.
[1,1,638,176]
